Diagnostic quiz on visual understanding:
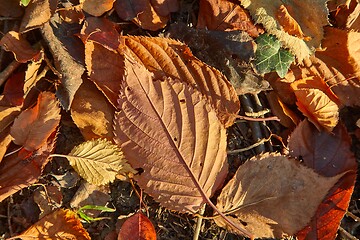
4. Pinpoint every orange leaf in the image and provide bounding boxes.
[132,2,169,31]
[114,59,228,213]
[118,212,156,240]
[15,209,90,240]
[289,120,357,239]
[120,36,240,127]
[80,0,115,16]
[197,0,262,37]
[10,92,61,151]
